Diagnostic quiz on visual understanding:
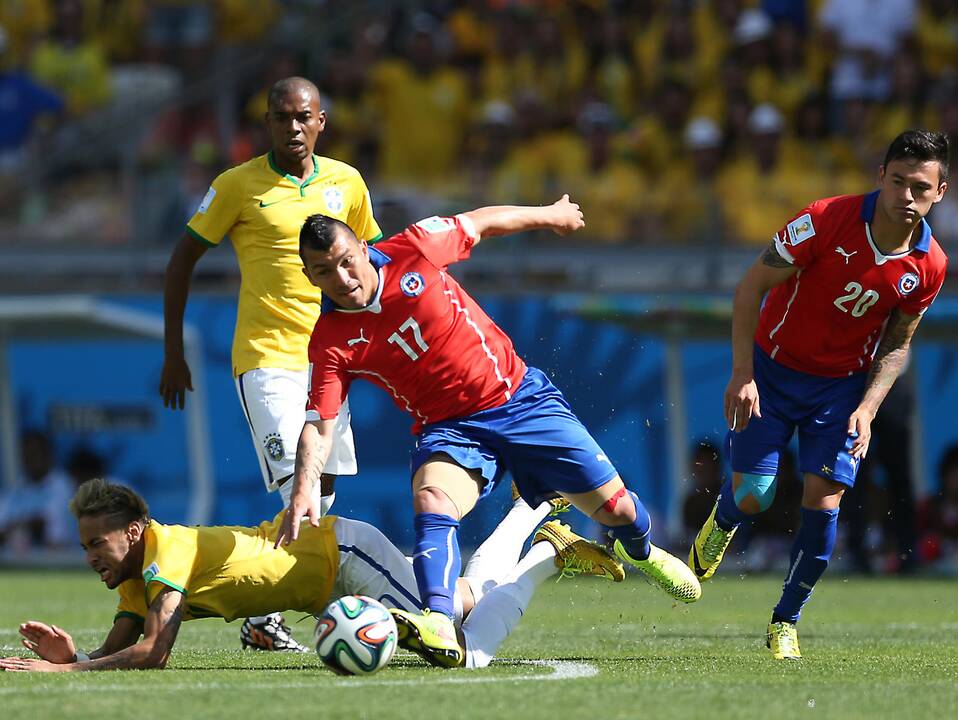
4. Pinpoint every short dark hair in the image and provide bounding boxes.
[299,214,357,261]
[883,130,950,181]
[70,478,149,528]
[267,76,320,111]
